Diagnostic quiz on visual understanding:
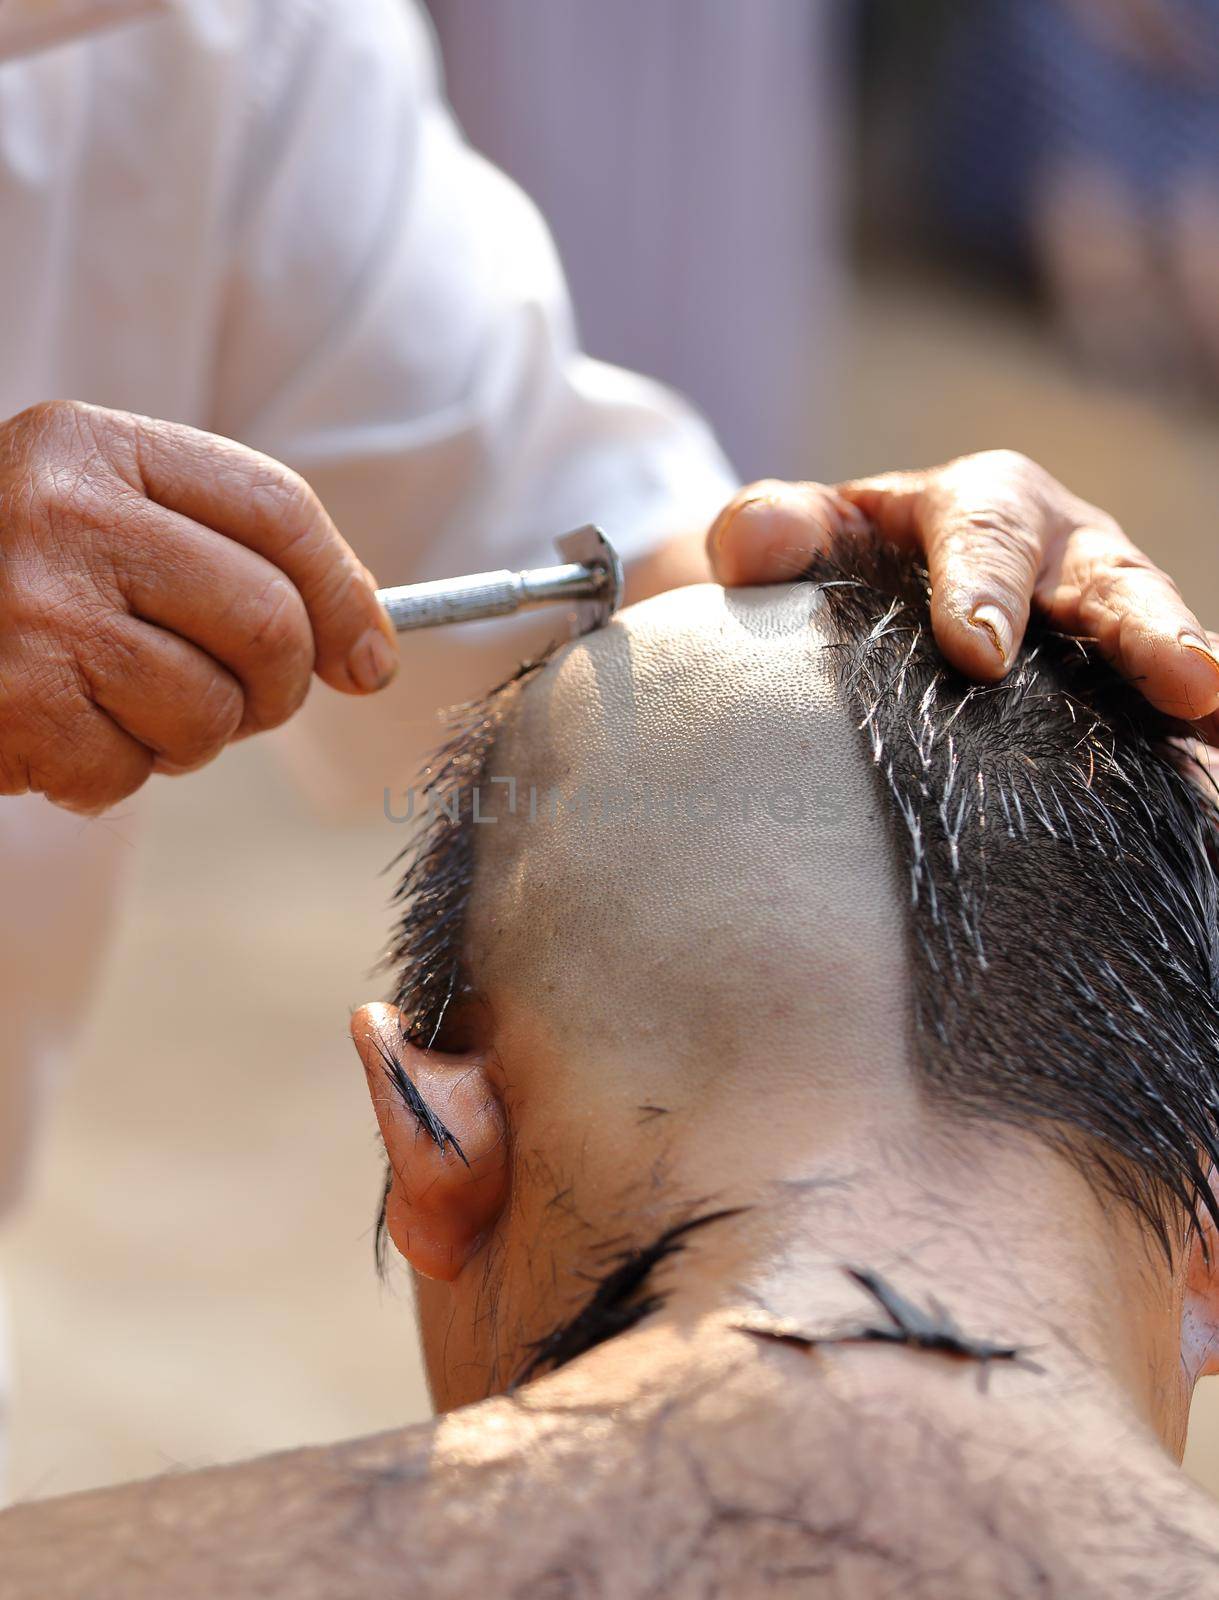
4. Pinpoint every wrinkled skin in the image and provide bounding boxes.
[0,400,397,813]
[708,451,1219,734]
